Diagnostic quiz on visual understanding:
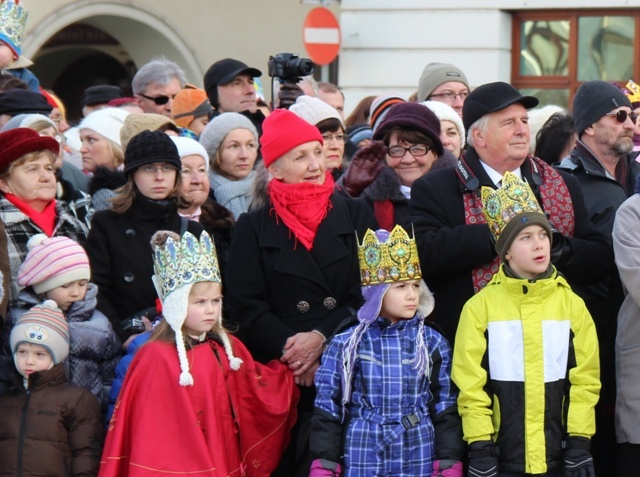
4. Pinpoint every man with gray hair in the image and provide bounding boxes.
[132,57,187,117]
[409,81,610,347]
